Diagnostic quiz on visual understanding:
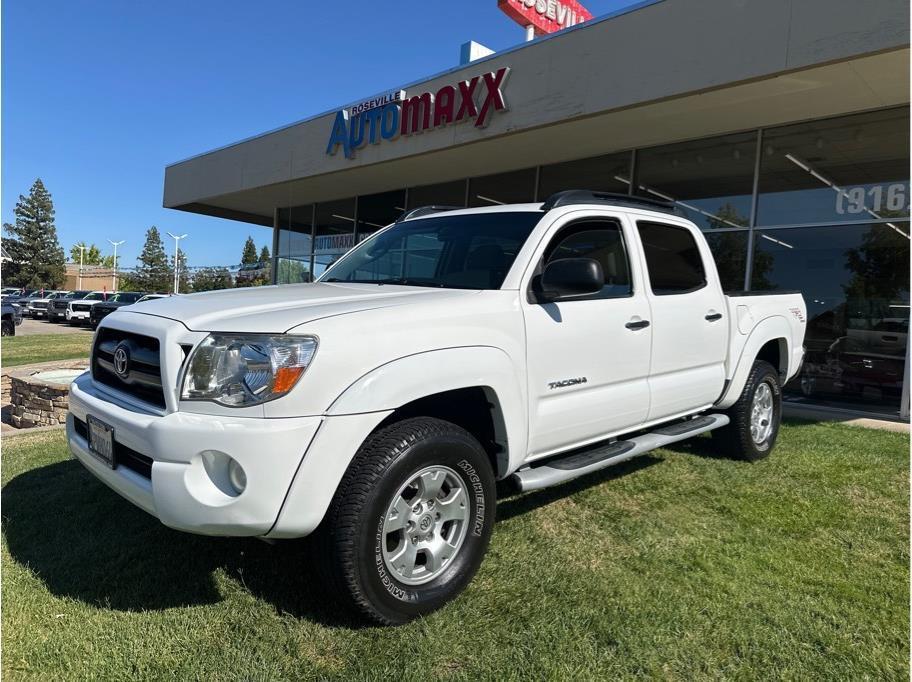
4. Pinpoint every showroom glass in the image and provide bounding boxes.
[407,180,467,209]
[635,131,756,231]
[468,168,537,207]
[757,107,910,226]
[321,212,543,289]
[276,205,313,284]
[538,152,632,199]
[703,231,748,292]
[542,221,632,298]
[752,222,910,415]
[313,198,357,280]
[357,190,406,240]
[637,221,707,294]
